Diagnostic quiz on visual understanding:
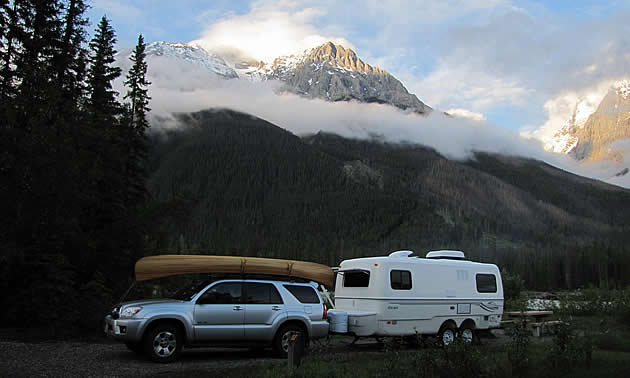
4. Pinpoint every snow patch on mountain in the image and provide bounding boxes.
[145,42,238,79]
[614,80,630,99]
